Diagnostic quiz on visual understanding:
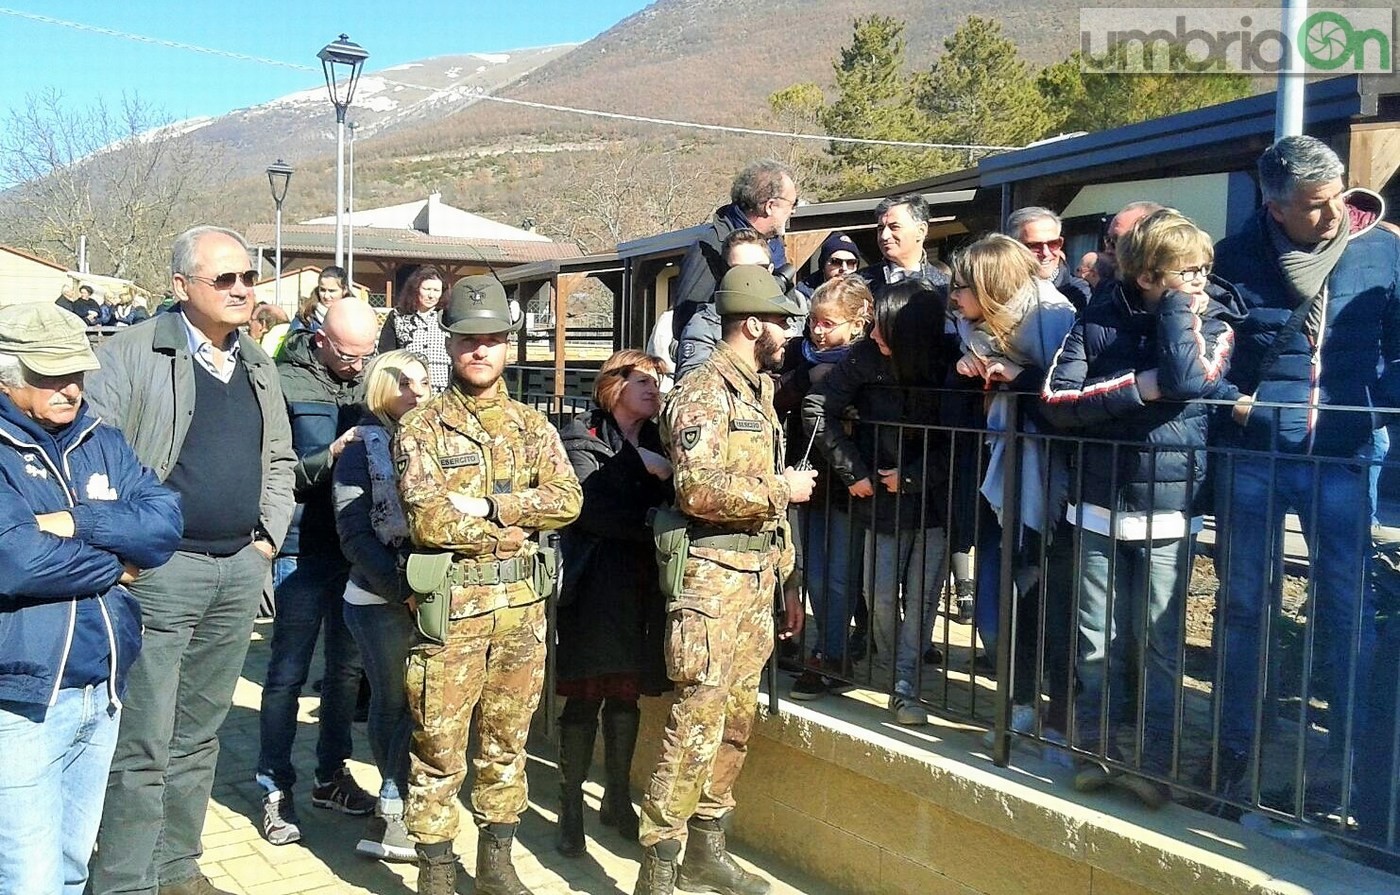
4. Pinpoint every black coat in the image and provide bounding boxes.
[802,339,950,533]
[555,410,673,692]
